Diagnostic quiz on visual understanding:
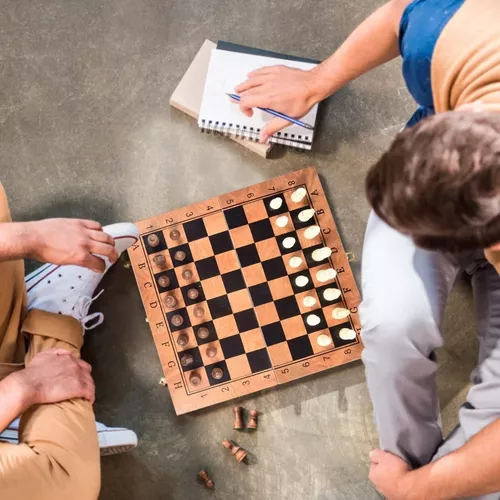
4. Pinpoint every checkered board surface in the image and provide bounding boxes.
[129,167,362,414]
